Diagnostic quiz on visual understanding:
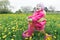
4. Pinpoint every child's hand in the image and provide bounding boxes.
[28,18,32,22]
